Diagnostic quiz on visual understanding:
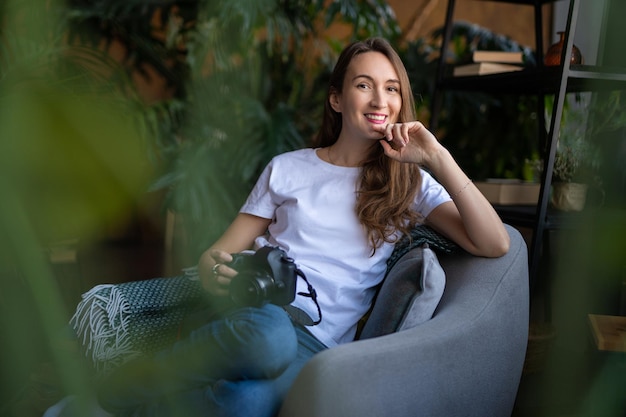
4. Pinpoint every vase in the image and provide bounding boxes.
[544,31,583,66]
[551,182,588,211]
